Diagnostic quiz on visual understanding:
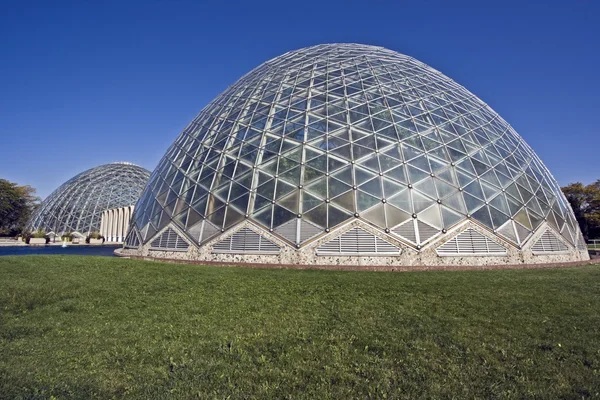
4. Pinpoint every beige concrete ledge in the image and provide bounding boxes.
[115,250,598,272]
